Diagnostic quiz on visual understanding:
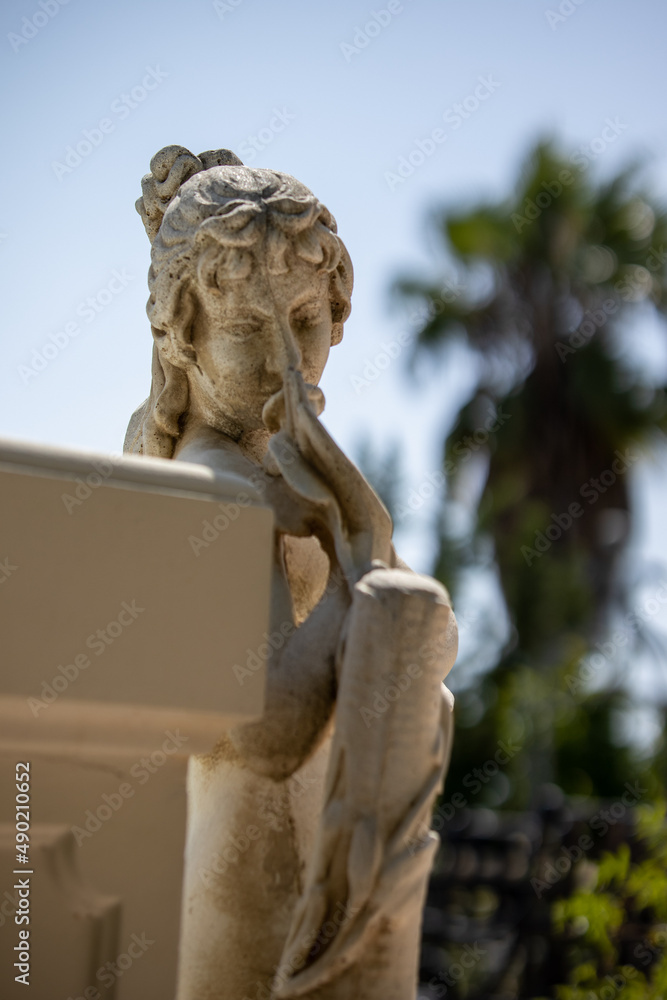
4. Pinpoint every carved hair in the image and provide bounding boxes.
[125,145,353,458]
